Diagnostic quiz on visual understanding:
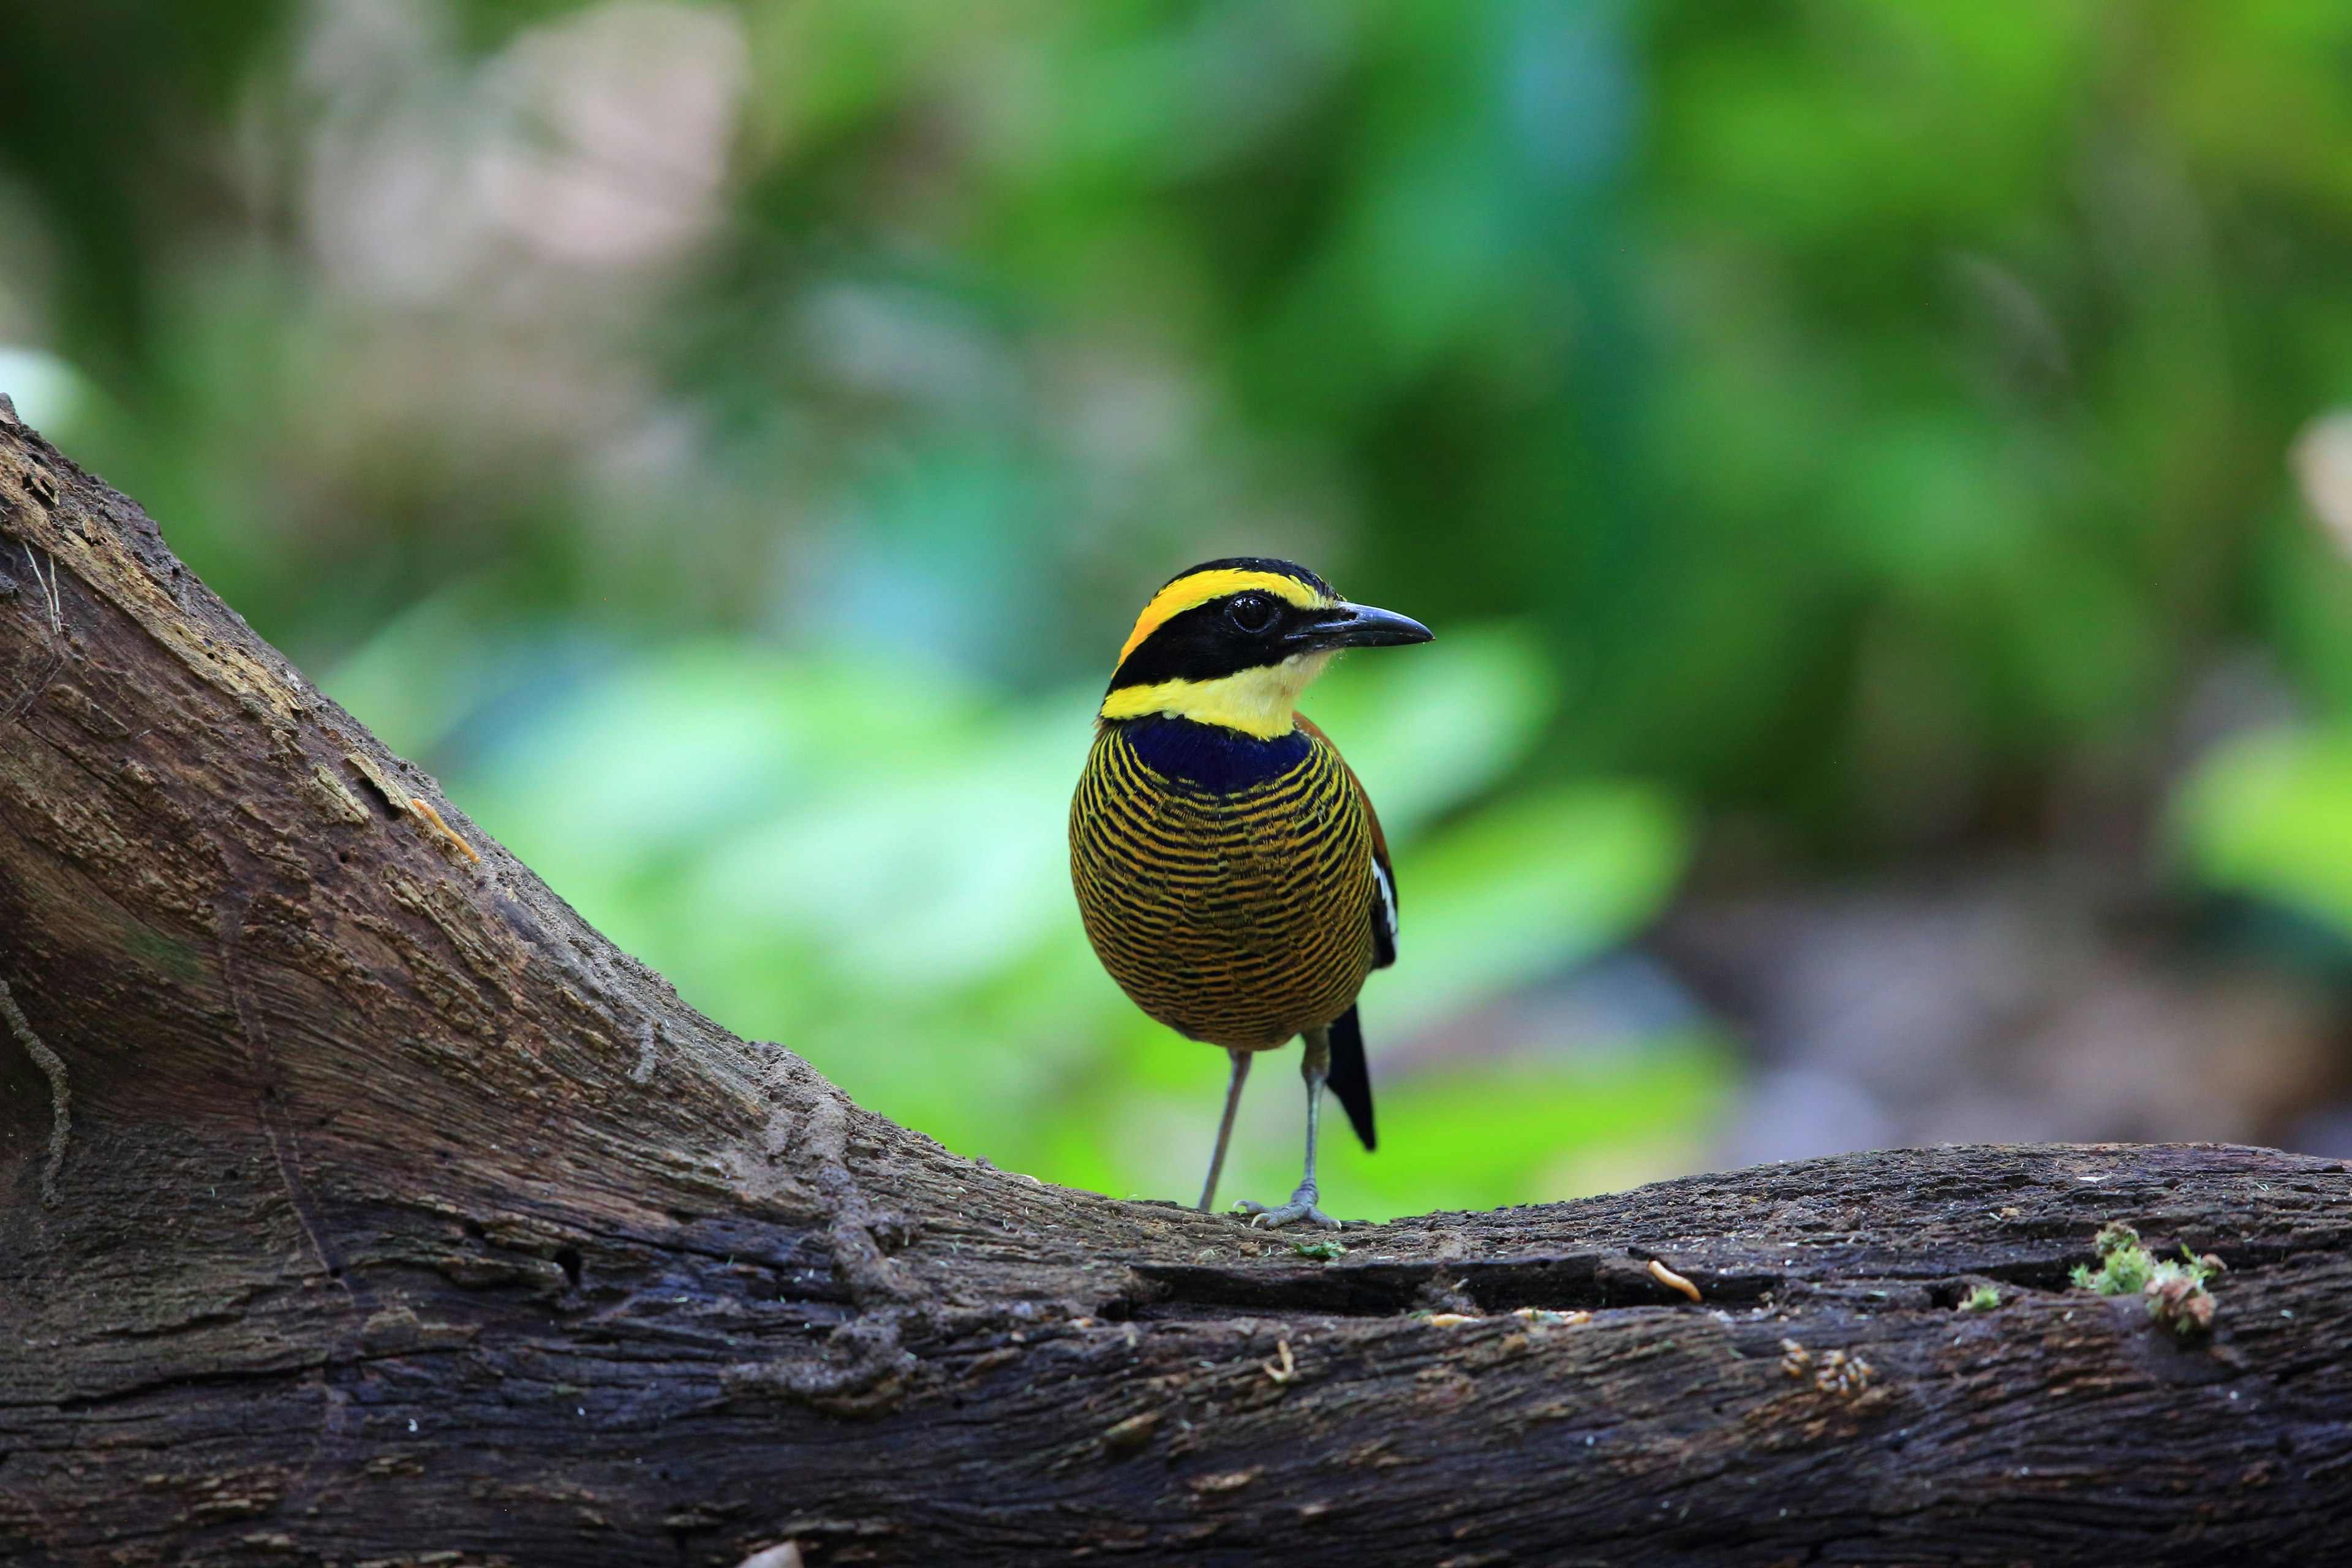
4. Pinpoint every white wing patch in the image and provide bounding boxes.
[1371,857,1398,968]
